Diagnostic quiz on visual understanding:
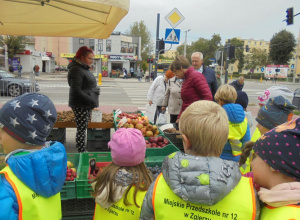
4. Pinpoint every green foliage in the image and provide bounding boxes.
[269,30,296,64]
[141,61,148,72]
[177,34,222,65]
[244,48,268,72]
[126,21,153,61]
[229,38,245,72]
[0,35,27,60]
